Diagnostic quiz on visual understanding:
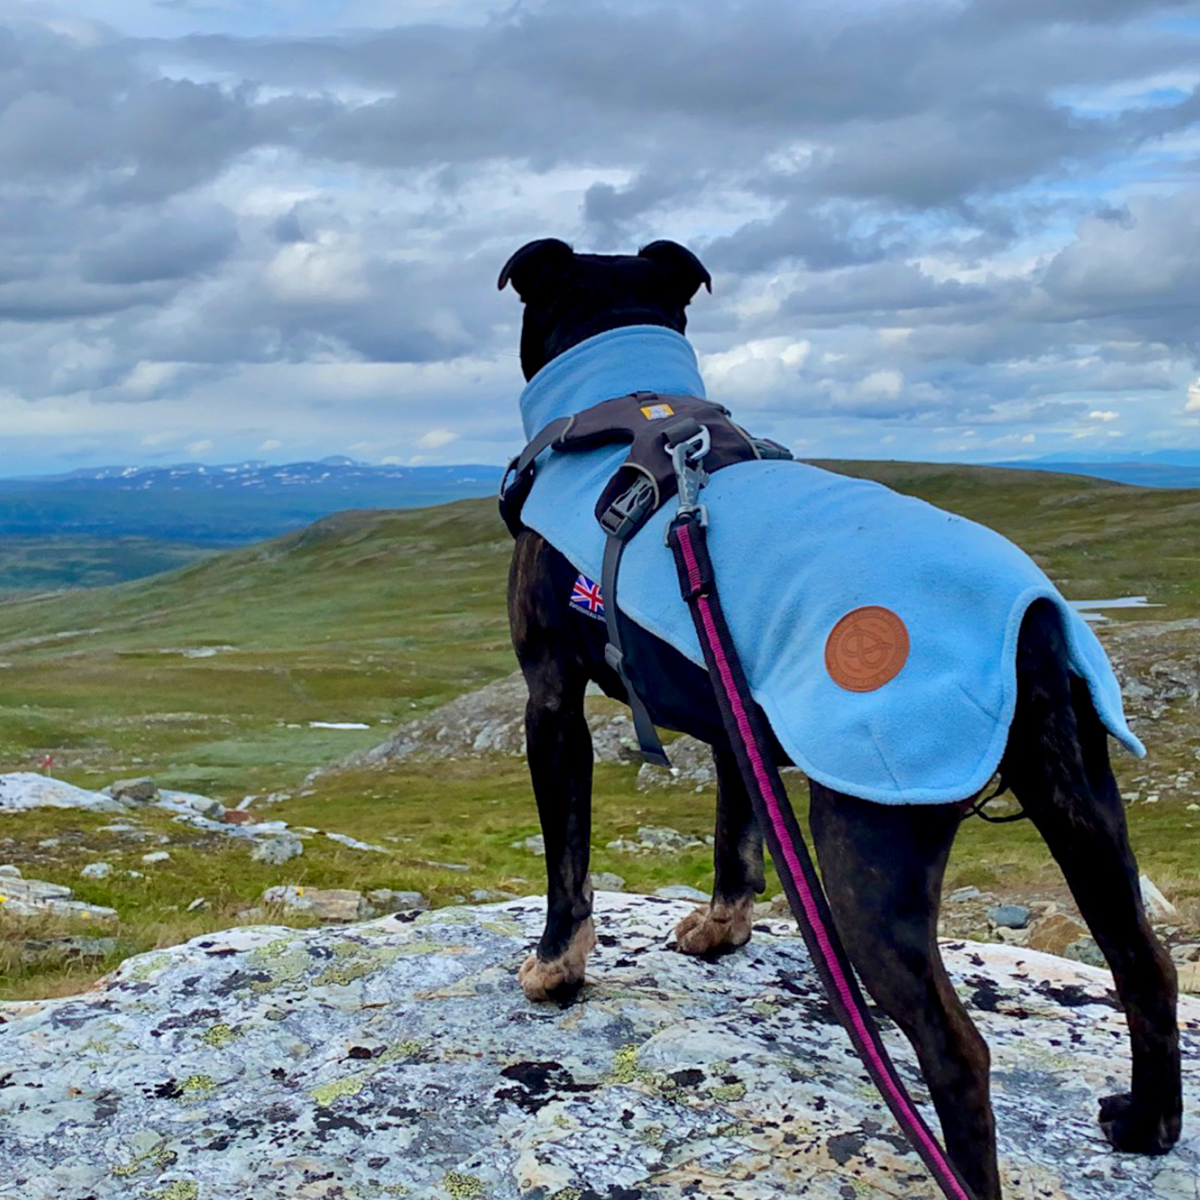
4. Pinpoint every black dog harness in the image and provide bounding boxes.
[502,392,979,1200]
[501,391,791,765]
